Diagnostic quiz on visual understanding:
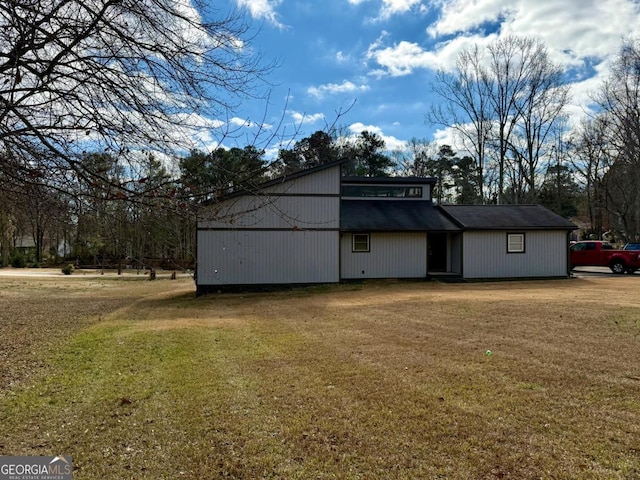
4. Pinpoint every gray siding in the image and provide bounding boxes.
[197,165,341,286]
[200,196,339,230]
[262,166,341,195]
[196,164,570,286]
[462,230,568,278]
[341,232,427,279]
[422,184,431,201]
[198,230,339,285]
